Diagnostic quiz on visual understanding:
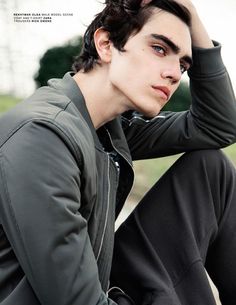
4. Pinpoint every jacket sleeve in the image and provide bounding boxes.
[123,41,236,160]
[0,121,116,305]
